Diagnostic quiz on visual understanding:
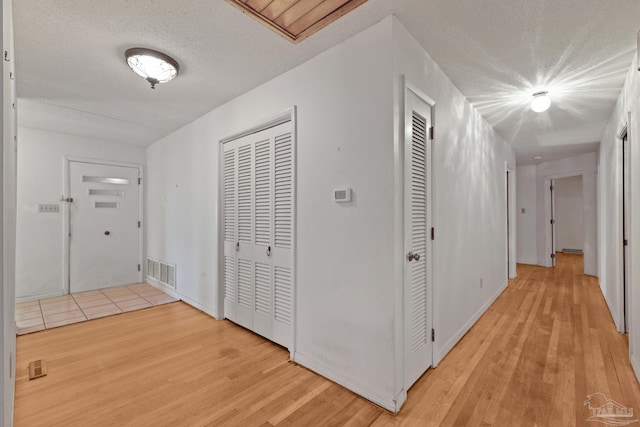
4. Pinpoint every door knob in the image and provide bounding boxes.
[407,251,420,262]
[104,231,110,236]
